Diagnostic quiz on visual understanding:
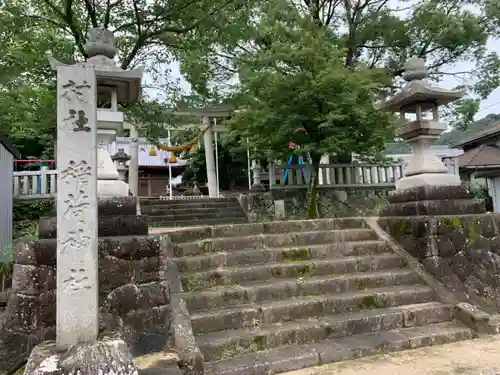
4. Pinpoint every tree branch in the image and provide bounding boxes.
[83,0,98,27]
